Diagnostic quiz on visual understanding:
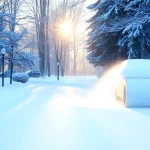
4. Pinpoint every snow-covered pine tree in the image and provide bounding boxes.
[87,0,150,67]
[120,0,150,59]
[87,0,127,67]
